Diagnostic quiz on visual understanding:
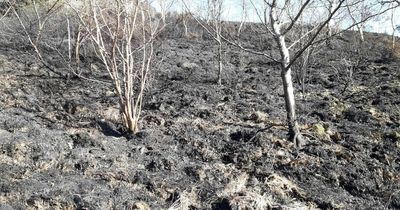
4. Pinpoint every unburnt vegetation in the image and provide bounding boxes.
[0,0,400,209]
